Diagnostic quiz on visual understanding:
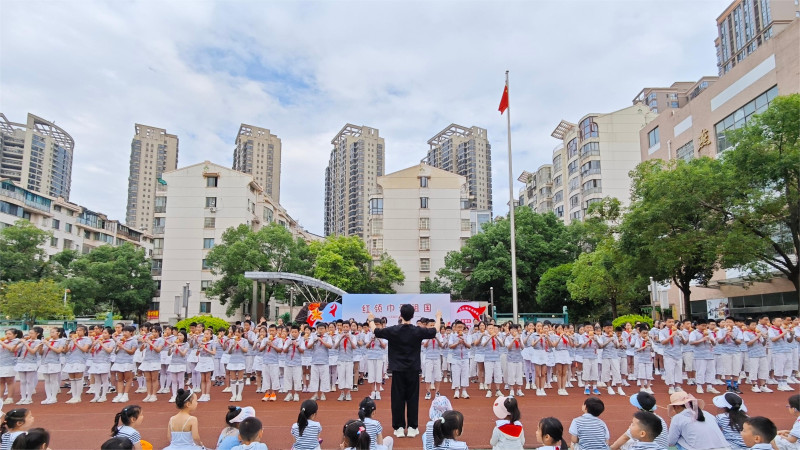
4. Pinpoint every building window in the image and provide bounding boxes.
[553,190,564,203]
[579,142,600,159]
[552,154,562,172]
[204,217,216,228]
[553,175,562,187]
[65,223,72,233]
[460,199,470,209]
[52,219,60,230]
[715,85,778,153]
[154,196,167,213]
[648,127,660,148]
[371,238,383,250]
[582,179,602,194]
[419,176,429,187]
[199,302,211,313]
[54,205,61,212]
[579,117,599,140]
[50,237,58,248]
[420,197,429,209]
[419,217,430,230]
[203,238,215,249]
[369,198,383,215]
[202,259,211,270]
[567,139,578,159]
[571,210,582,220]
[569,194,580,208]
[420,258,431,272]
[554,205,564,218]
[206,176,218,187]
[461,219,471,231]
[676,141,695,162]
[420,237,430,250]
[201,280,212,291]
[580,160,601,176]
[205,197,217,208]
[567,160,579,176]
[371,219,383,234]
